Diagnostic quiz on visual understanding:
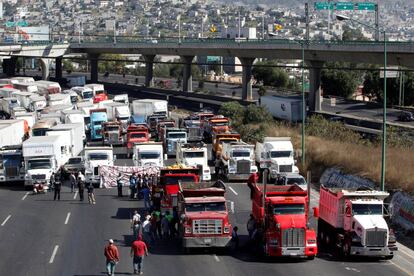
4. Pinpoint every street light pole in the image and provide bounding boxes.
[301,41,306,166]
